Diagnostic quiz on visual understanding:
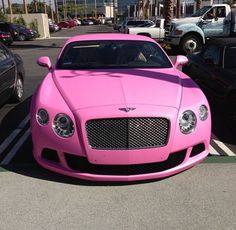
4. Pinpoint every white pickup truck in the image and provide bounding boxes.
[125,18,165,41]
